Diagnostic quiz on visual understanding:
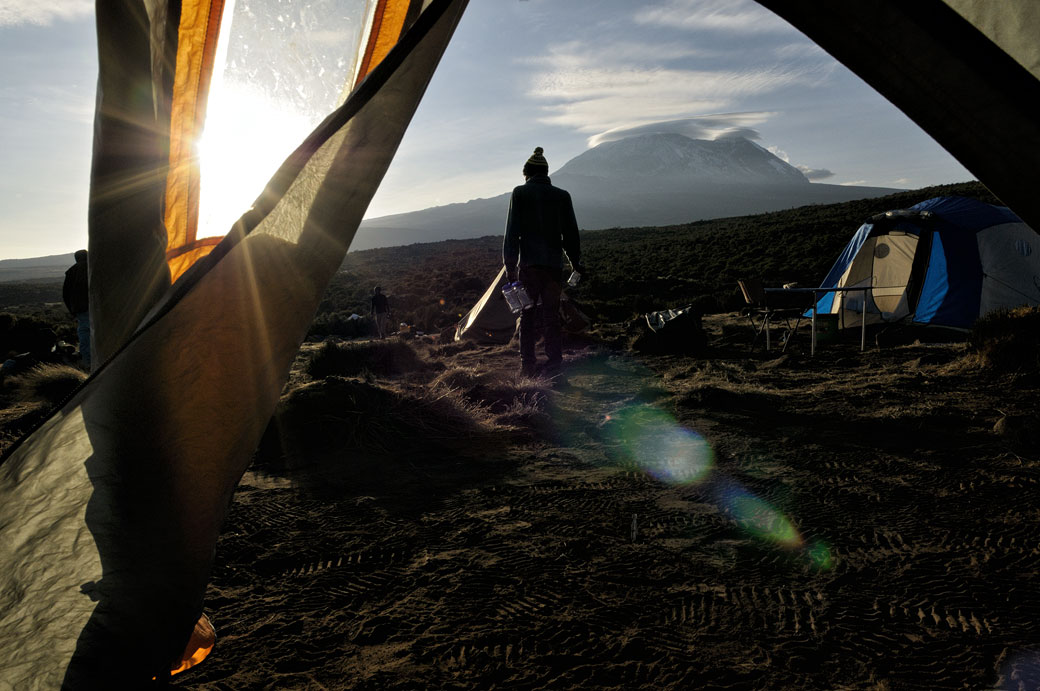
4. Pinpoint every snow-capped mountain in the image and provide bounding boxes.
[354,134,898,251]
[555,133,809,186]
